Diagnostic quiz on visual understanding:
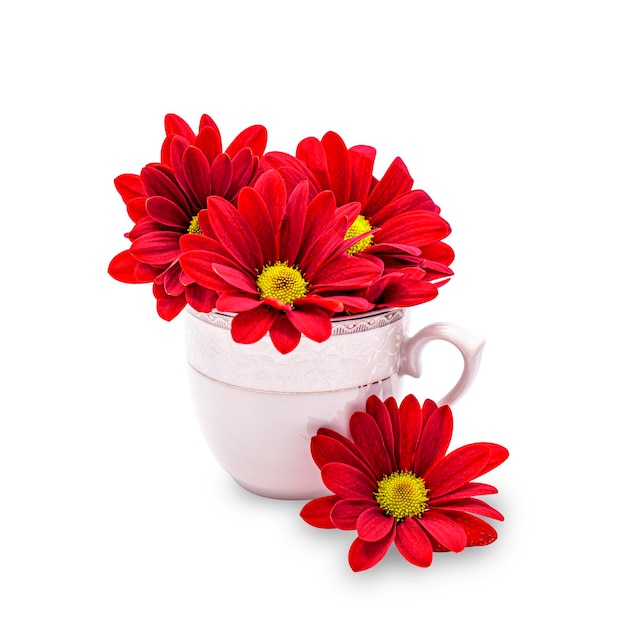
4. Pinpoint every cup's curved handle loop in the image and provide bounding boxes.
[399,322,486,406]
